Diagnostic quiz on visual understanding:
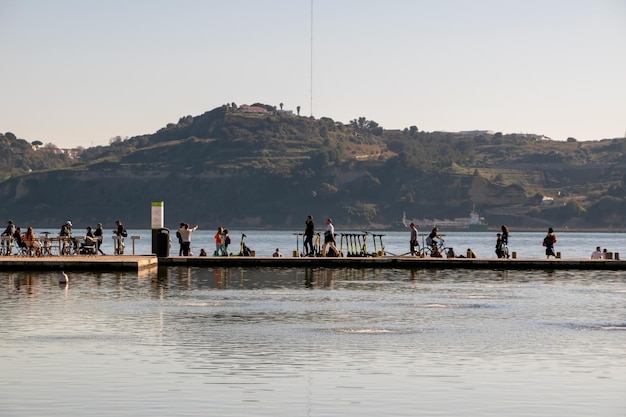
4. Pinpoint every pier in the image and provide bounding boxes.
[0,255,158,272]
[0,255,623,271]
